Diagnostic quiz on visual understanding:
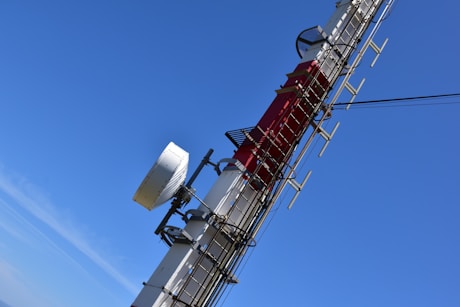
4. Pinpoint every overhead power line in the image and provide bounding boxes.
[333,93,460,109]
